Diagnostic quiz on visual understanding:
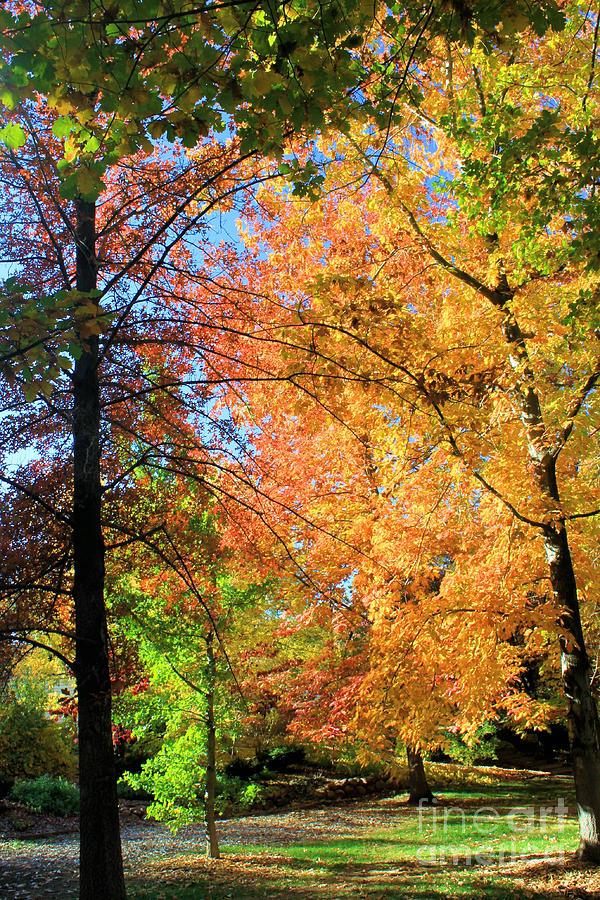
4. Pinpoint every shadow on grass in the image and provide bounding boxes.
[128,777,583,899]
[127,846,590,899]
